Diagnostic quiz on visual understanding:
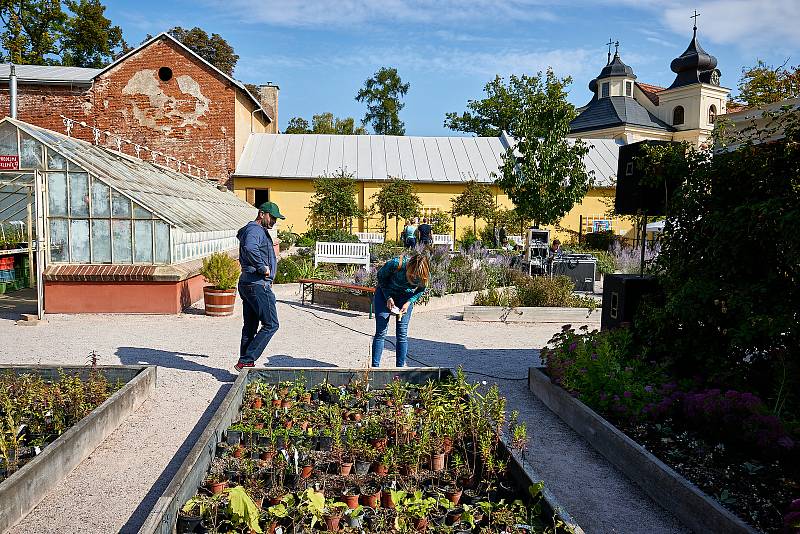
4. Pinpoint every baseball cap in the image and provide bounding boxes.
[258,201,285,219]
